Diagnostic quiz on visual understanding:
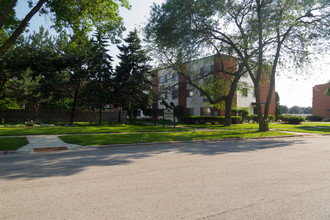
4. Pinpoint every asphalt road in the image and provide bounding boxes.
[1,136,330,219]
